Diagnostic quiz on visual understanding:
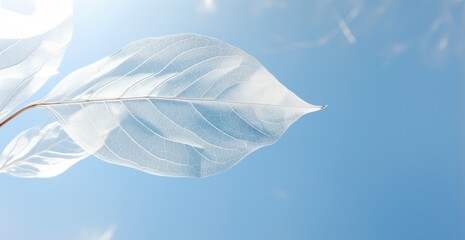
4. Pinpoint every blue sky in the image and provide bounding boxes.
[0,0,464,239]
